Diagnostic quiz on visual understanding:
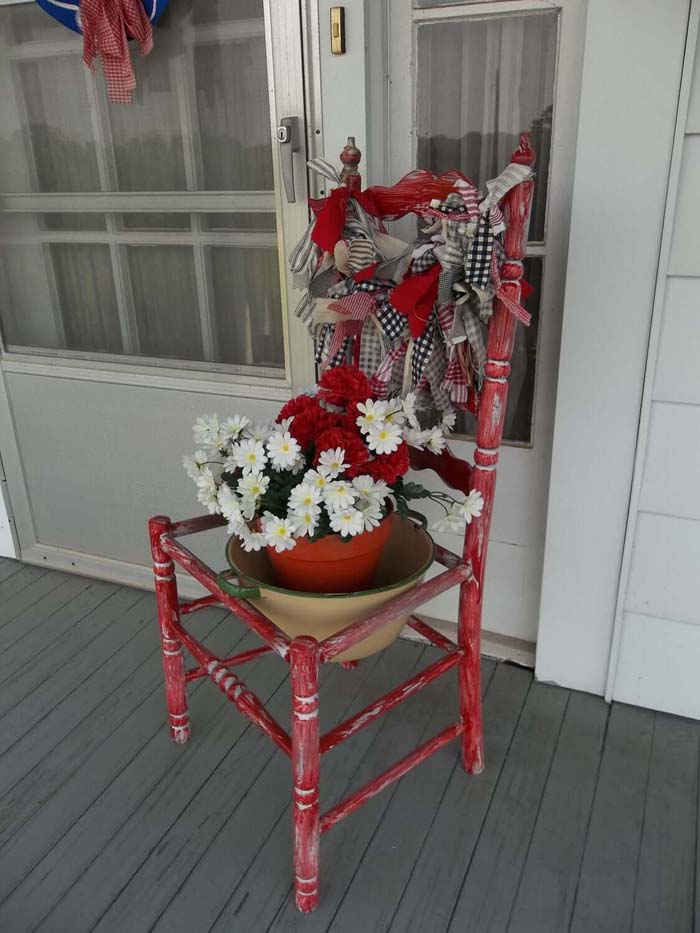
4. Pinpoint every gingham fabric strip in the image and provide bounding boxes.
[479,162,533,213]
[375,300,408,342]
[491,254,531,326]
[307,158,342,186]
[358,318,385,375]
[81,0,152,104]
[464,220,494,290]
[411,324,434,385]
[369,342,407,399]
